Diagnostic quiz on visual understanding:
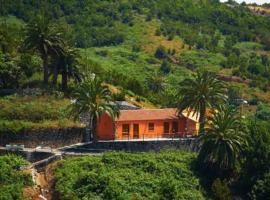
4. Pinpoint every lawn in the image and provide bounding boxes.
[54,150,205,200]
